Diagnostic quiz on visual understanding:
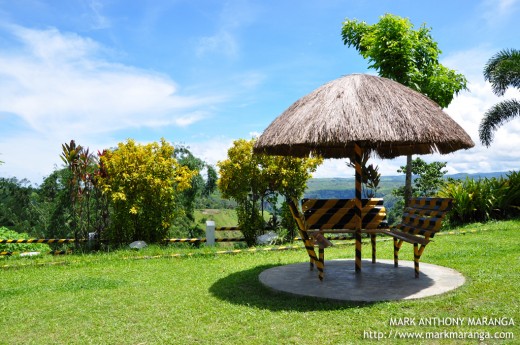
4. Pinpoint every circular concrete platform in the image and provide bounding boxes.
[259,259,465,302]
